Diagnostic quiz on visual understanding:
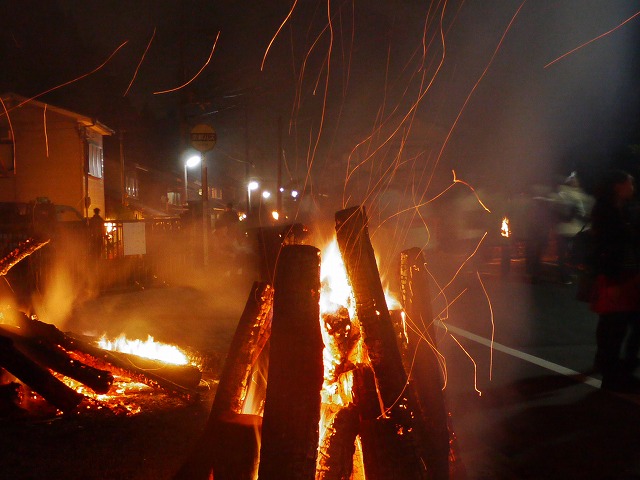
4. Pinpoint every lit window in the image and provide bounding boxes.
[125,176,138,198]
[88,143,103,178]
